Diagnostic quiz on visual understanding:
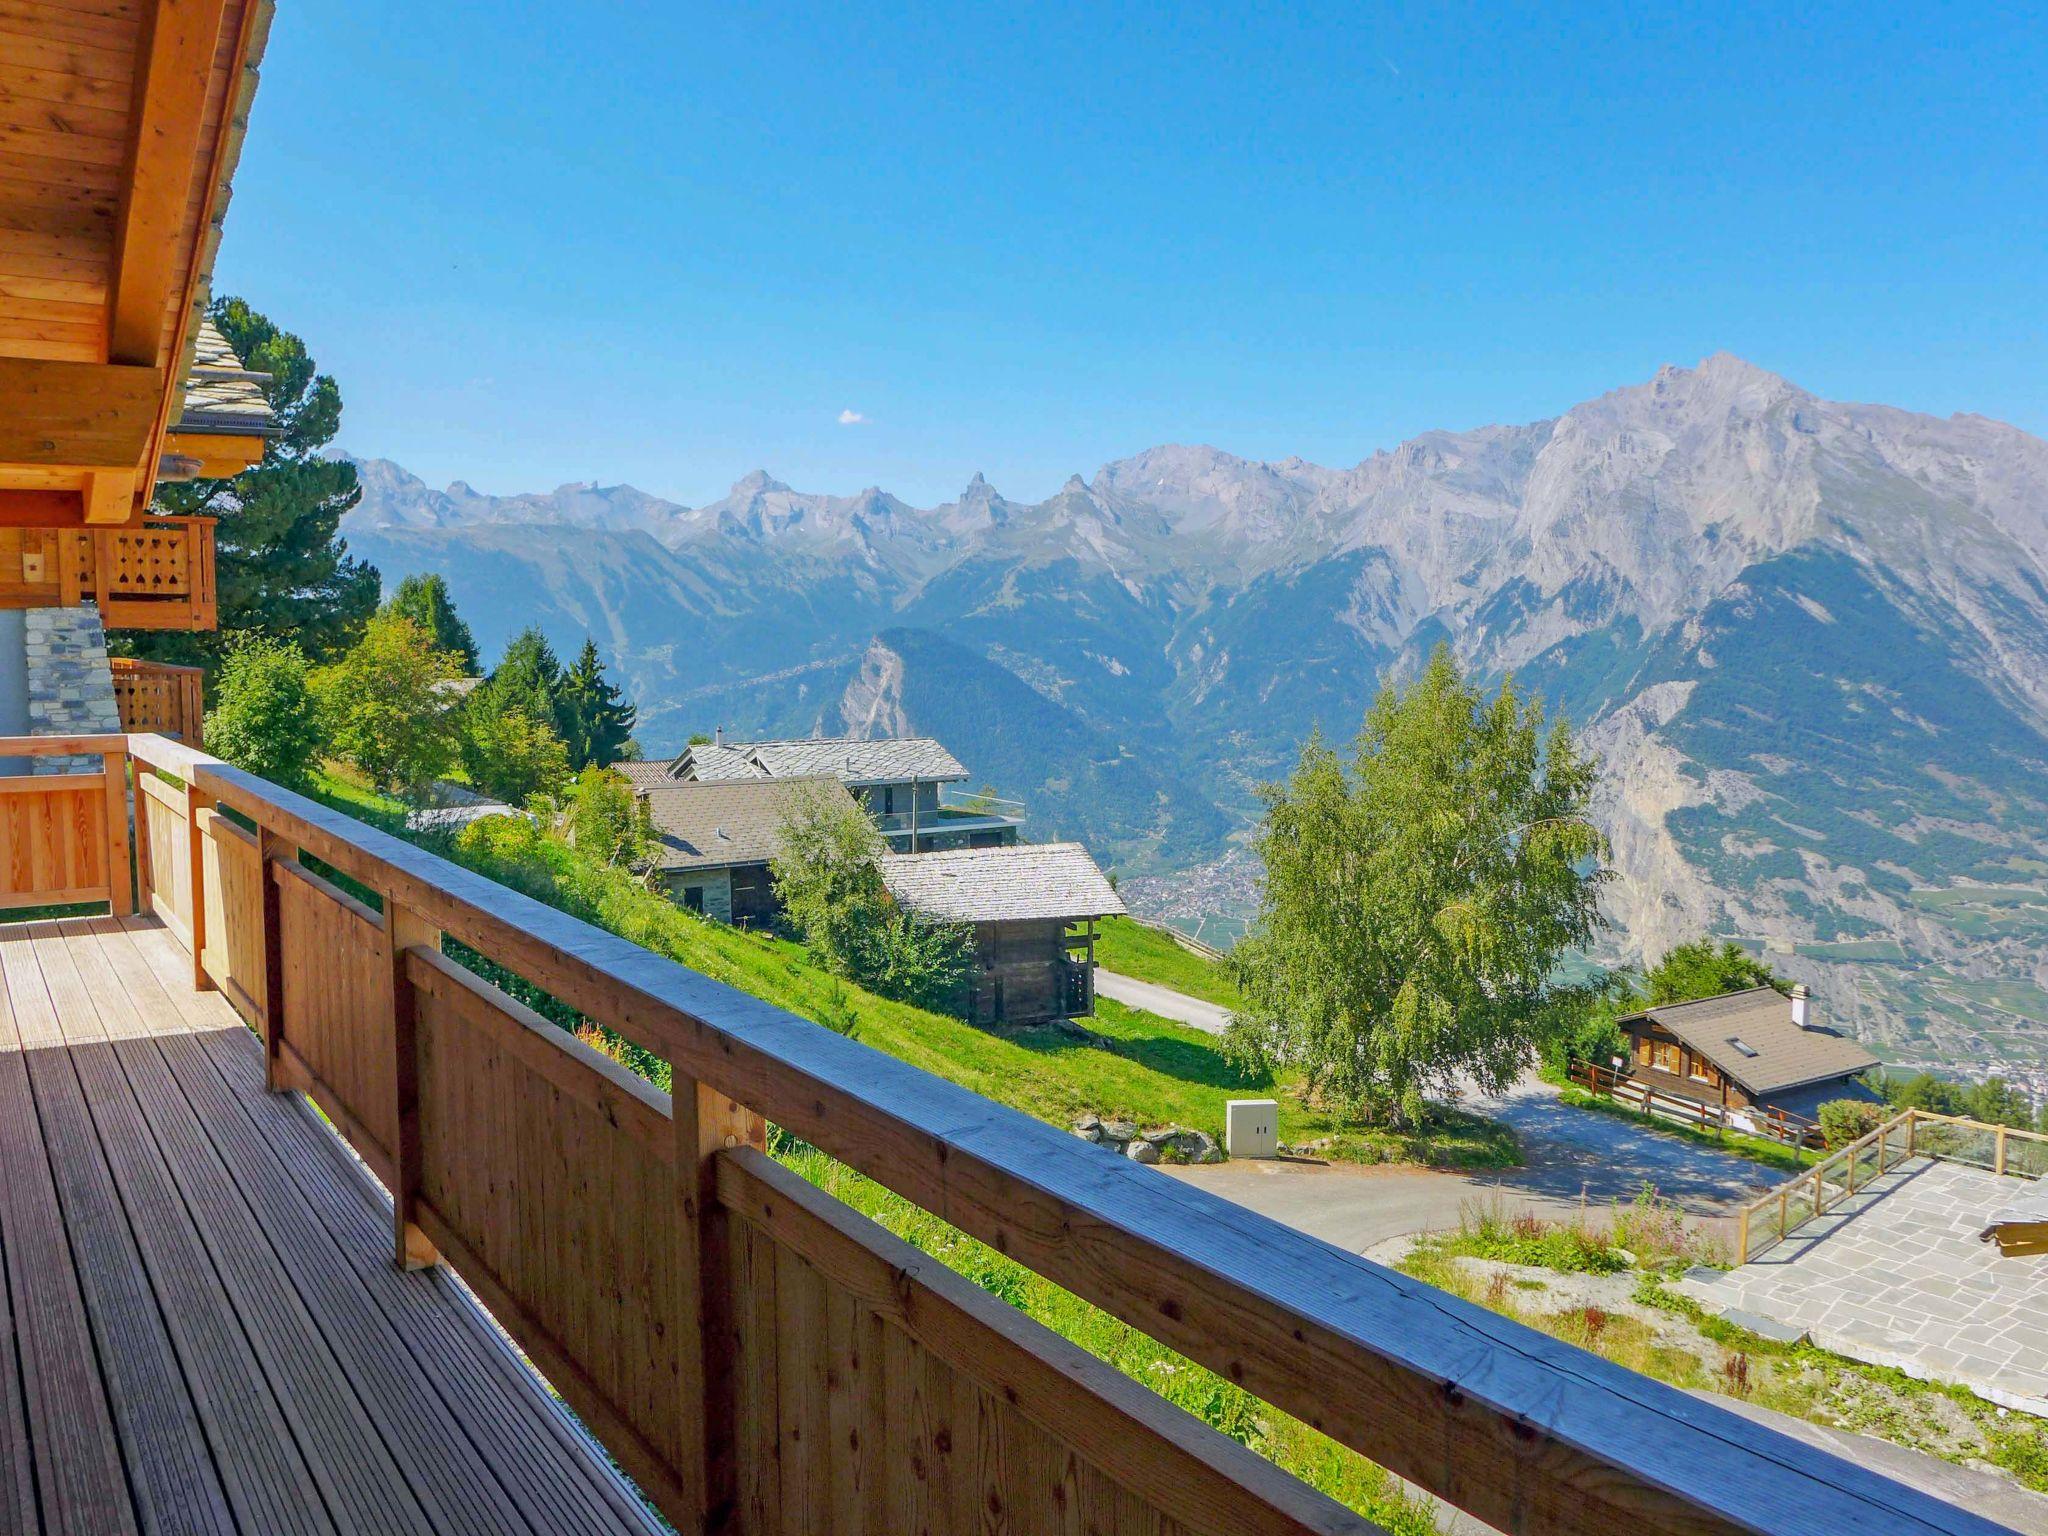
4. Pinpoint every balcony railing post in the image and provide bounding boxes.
[257,826,291,1091]
[101,741,133,918]
[672,1078,766,1528]
[1996,1126,2009,1178]
[387,899,441,1271]
[184,780,213,992]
